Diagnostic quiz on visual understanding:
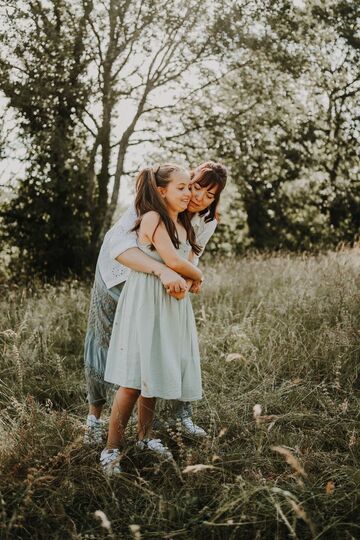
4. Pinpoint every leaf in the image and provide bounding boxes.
[225,352,247,363]
[325,481,335,495]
